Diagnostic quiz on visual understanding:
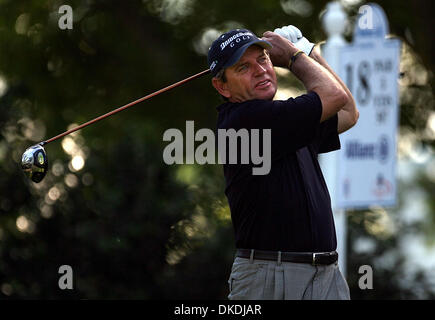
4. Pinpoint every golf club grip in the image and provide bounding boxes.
[41,69,211,146]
